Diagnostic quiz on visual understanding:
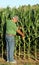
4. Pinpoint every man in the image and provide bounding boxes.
[5,16,24,63]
